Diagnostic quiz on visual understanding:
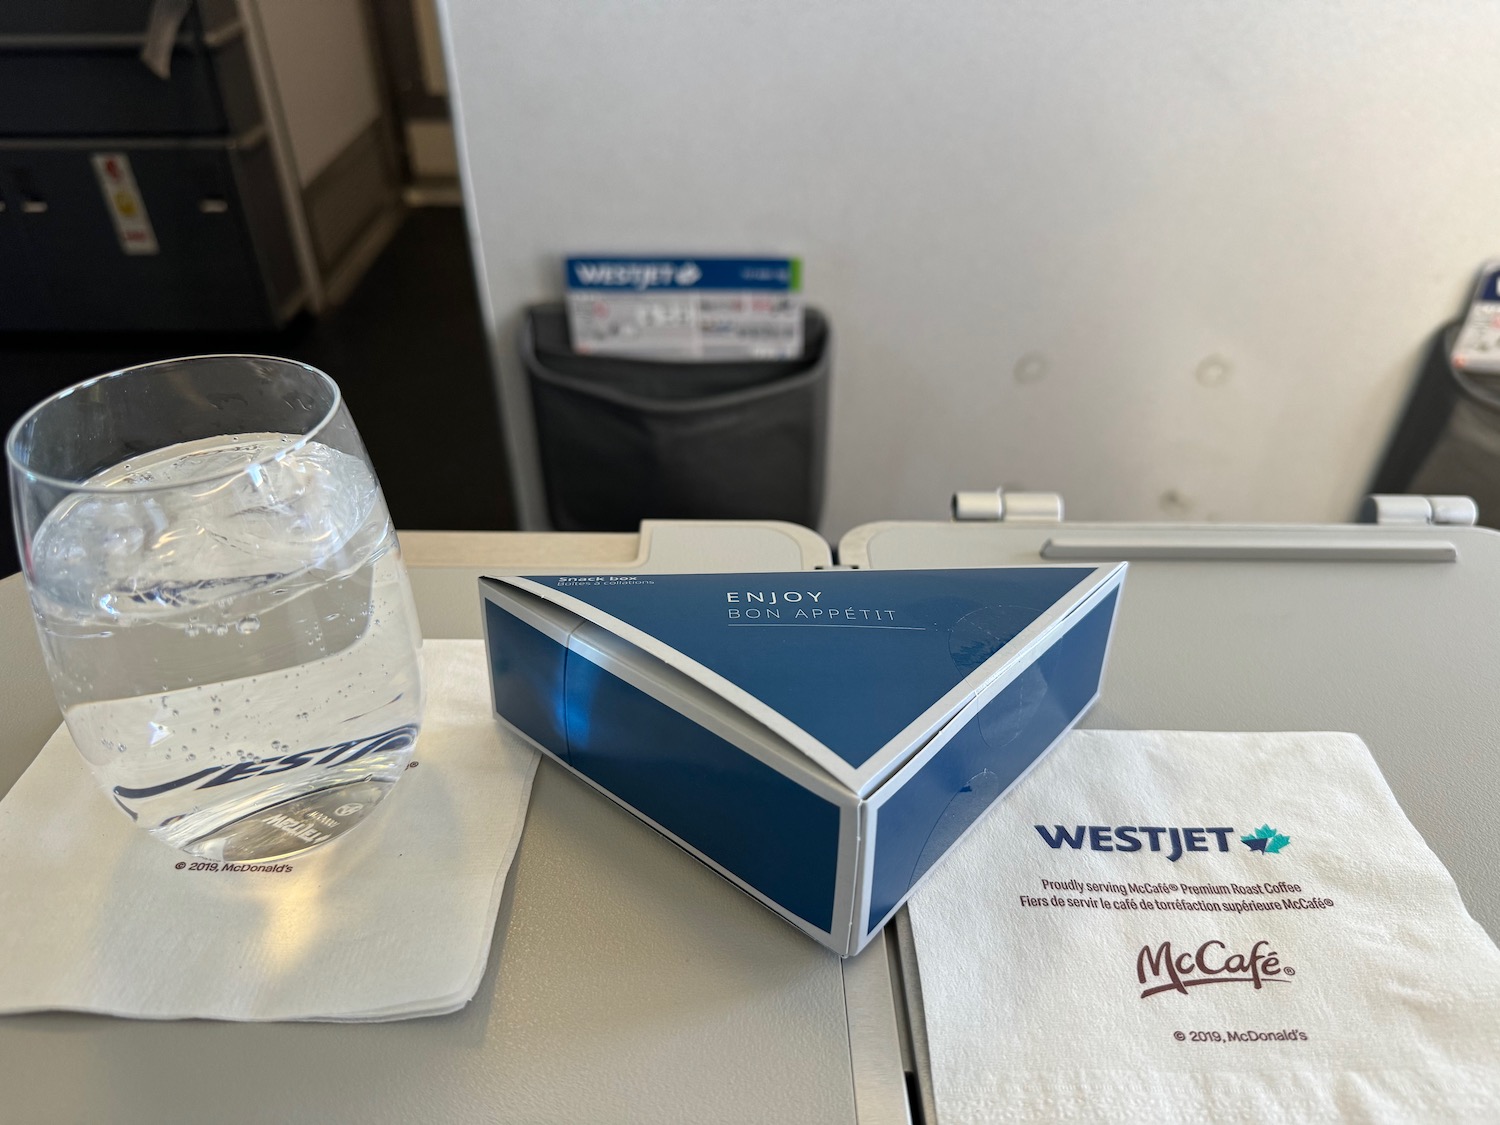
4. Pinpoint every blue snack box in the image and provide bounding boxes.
[480,565,1125,956]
